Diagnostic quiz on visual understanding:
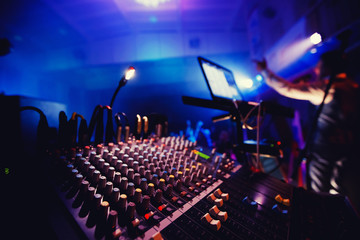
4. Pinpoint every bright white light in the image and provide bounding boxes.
[310,48,317,54]
[238,78,254,89]
[125,66,135,80]
[135,0,170,7]
[310,32,322,45]
[255,74,263,82]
